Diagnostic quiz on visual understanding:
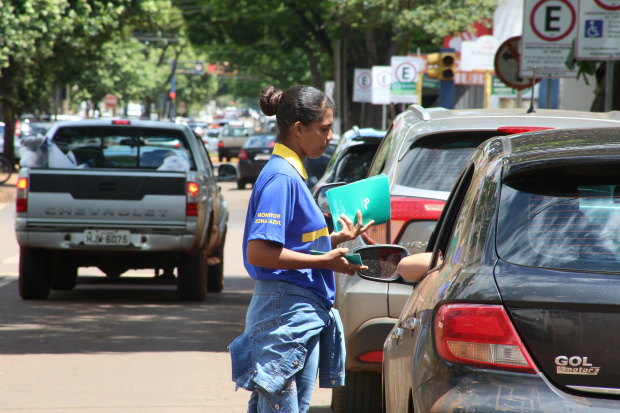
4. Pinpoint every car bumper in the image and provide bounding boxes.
[345,317,396,373]
[415,370,620,413]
